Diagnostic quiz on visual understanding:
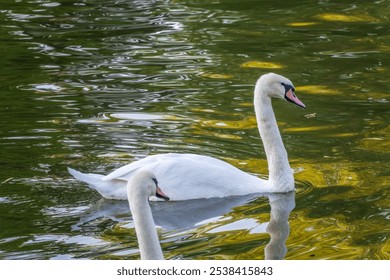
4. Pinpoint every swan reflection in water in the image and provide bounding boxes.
[265,192,295,260]
[73,190,295,260]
